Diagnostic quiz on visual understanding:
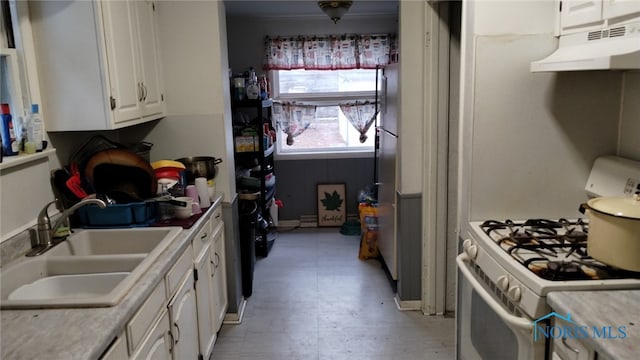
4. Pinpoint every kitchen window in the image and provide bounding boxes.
[272,69,377,159]
[1,0,38,123]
